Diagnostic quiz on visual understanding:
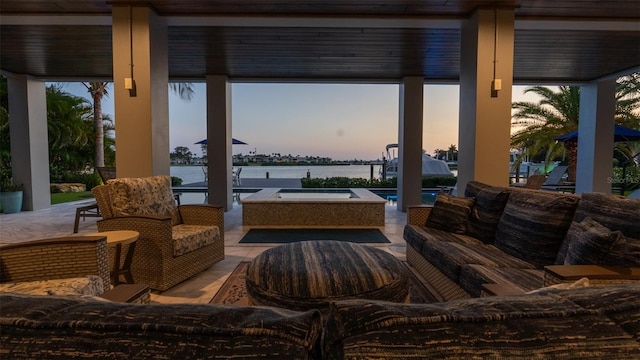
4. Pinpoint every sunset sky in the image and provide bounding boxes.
[60,82,541,161]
